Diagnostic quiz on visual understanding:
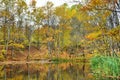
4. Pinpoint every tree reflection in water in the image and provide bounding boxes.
[0,62,95,80]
